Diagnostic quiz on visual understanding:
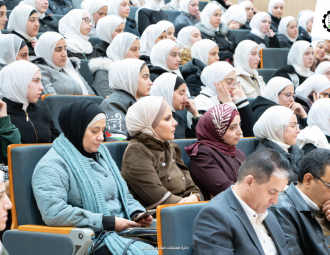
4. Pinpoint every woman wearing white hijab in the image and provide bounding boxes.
[245,12,280,49]
[100,59,153,140]
[107,0,139,36]
[7,5,39,56]
[181,39,219,96]
[251,77,308,128]
[268,0,284,32]
[234,40,266,98]
[122,96,203,208]
[0,61,60,144]
[277,16,298,49]
[195,2,237,62]
[297,10,314,43]
[239,0,254,30]
[253,105,303,183]
[310,40,330,72]
[272,40,313,87]
[315,61,330,80]
[149,39,183,82]
[139,24,166,64]
[89,33,140,98]
[173,0,199,30]
[188,61,254,136]
[177,26,201,65]
[0,34,29,70]
[59,9,96,60]
[222,4,247,30]
[135,0,168,35]
[80,0,108,37]
[157,20,176,41]
[20,0,59,32]
[150,73,200,138]
[33,32,93,95]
